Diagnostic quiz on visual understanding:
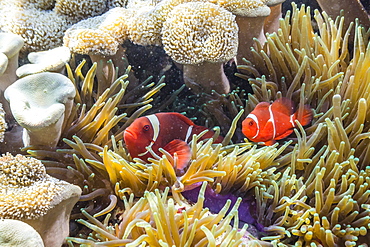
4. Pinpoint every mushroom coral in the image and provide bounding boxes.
[16,46,71,78]
[0,219,44,247]
[216,0,270,64]
[0,33,24,122]
[128,0,192,46]
[316,0,370,31]
[0,0,128,55]
[54,0,108,22]
[262,0,286,36]
[0,5,74,53]
[63,7,133,94]
[161,2,238,94]
[0,153,81,247]
[4,72,76,147]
